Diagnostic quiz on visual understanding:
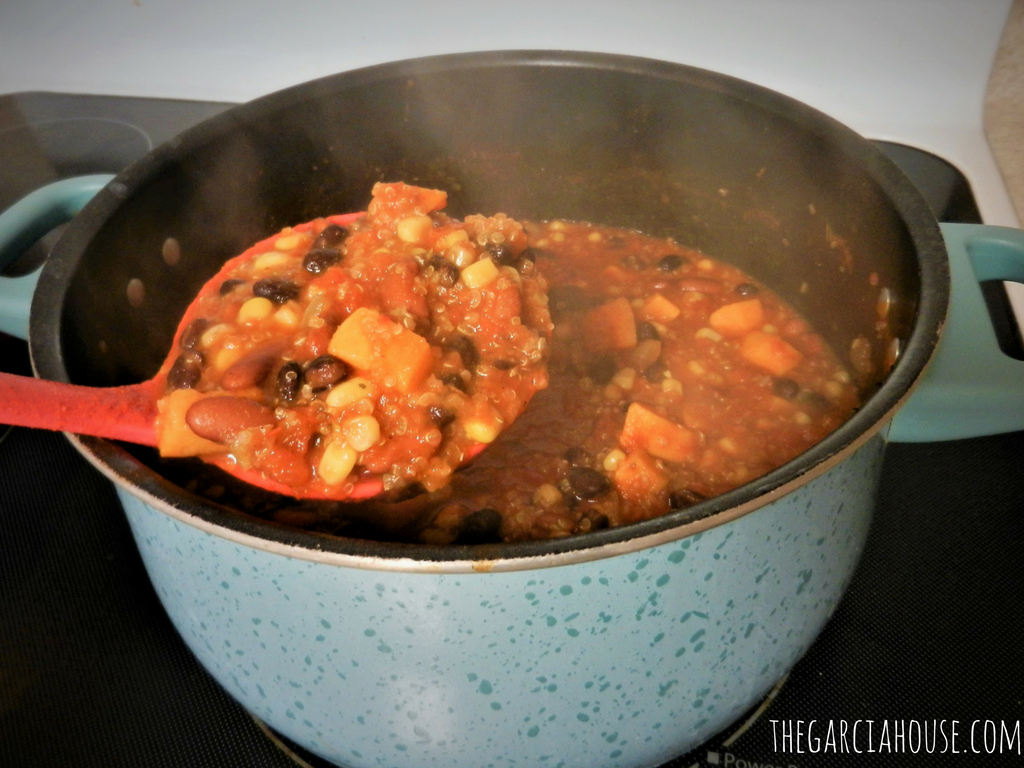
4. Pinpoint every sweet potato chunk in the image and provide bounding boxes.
[328,307,433,393]
[709,298,764,337]
[620,402,699,463]
[155,389,223,457]
[585,297,637,352]
[739,330,803,376]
